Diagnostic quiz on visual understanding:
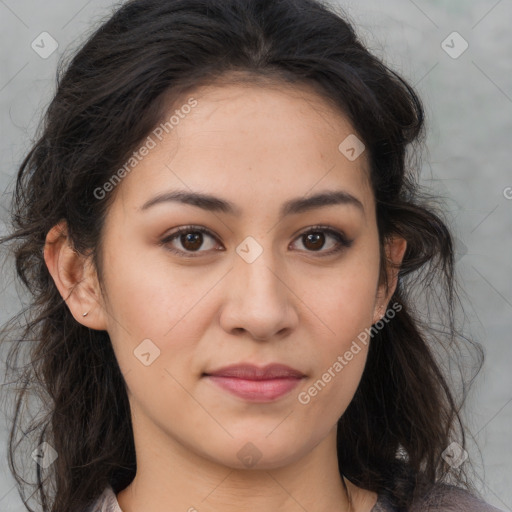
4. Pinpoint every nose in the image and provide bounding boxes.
[218,246,299,342]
